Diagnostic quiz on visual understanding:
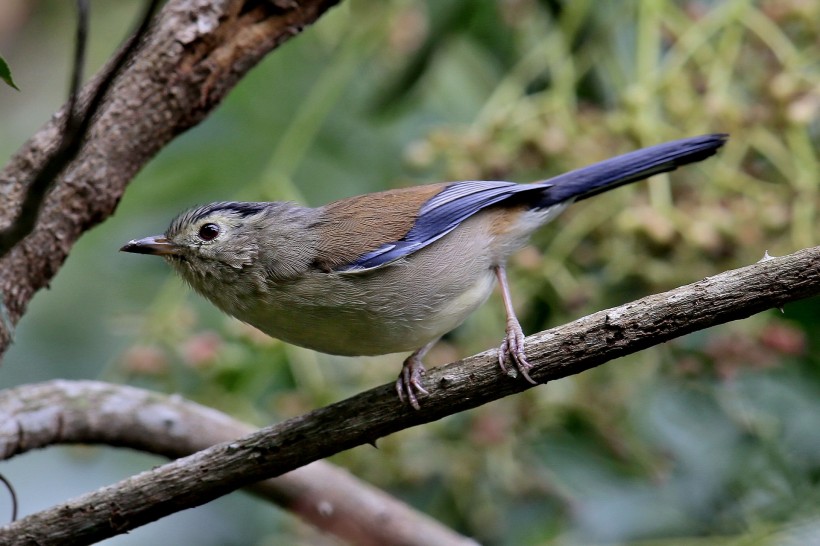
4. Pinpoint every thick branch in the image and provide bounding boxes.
[0,0,162,260]
[1,246,818,545]
[0,0,342,354]
[0,380,475,546]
